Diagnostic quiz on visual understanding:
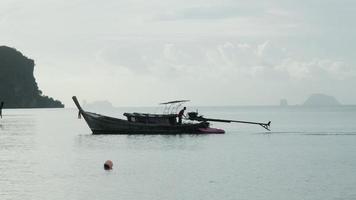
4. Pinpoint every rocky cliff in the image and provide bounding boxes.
[0,46,64,108]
